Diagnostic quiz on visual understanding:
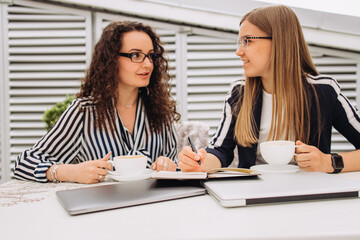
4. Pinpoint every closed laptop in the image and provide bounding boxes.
[56,179,205,215]
[203,171,360,207]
